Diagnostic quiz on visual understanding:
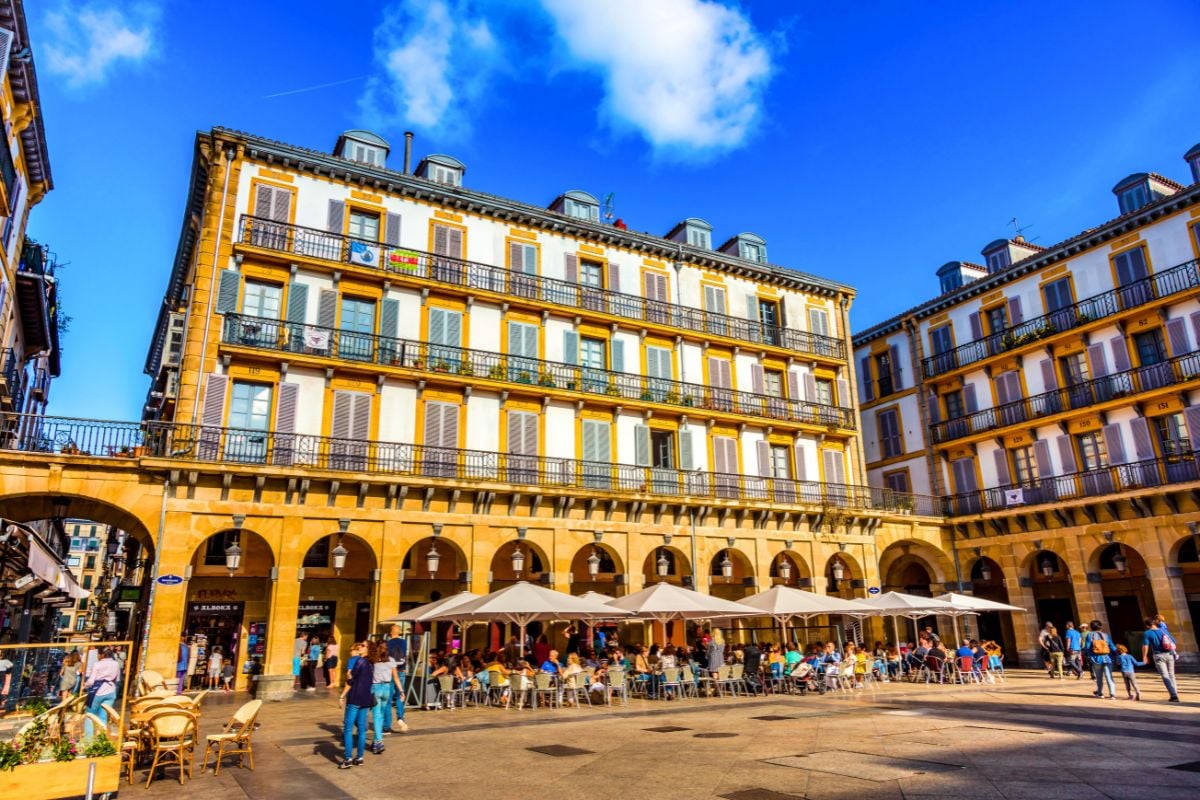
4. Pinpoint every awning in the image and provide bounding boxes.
[25,530,90,600]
